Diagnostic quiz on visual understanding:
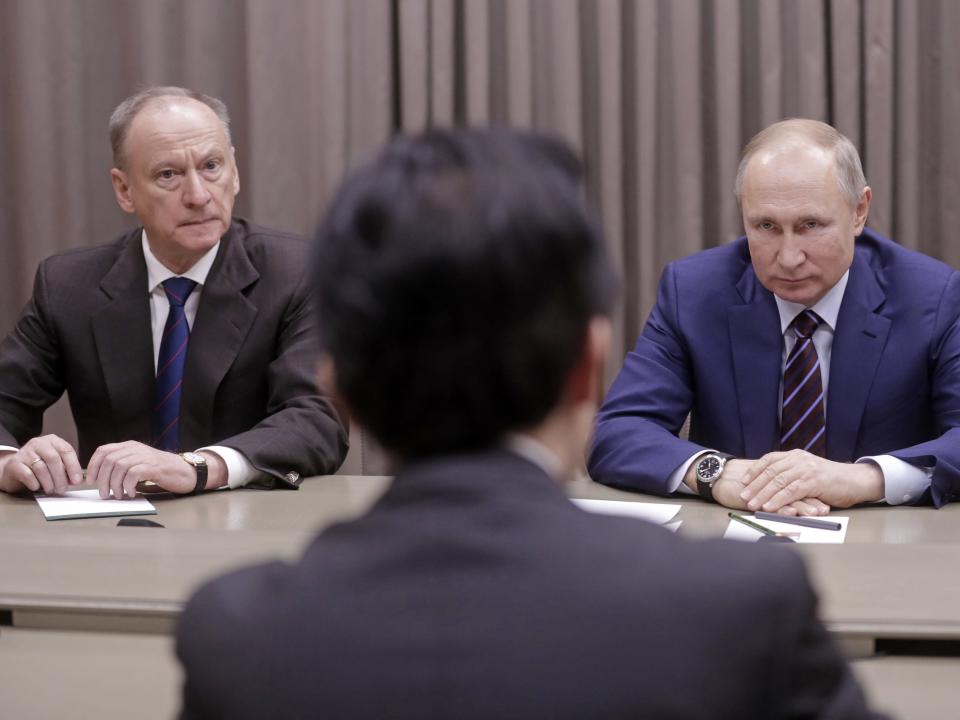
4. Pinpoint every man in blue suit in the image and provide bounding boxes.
[589,119,960,512]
